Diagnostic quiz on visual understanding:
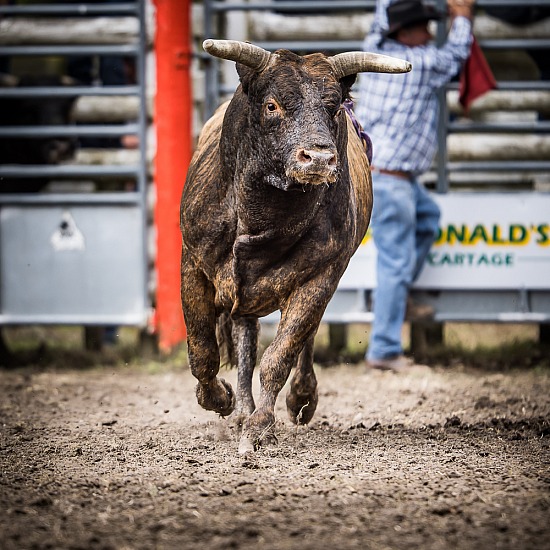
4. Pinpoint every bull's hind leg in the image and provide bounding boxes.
[228,317,259,428]
[286,334,318,425]
[181,254,235,417]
